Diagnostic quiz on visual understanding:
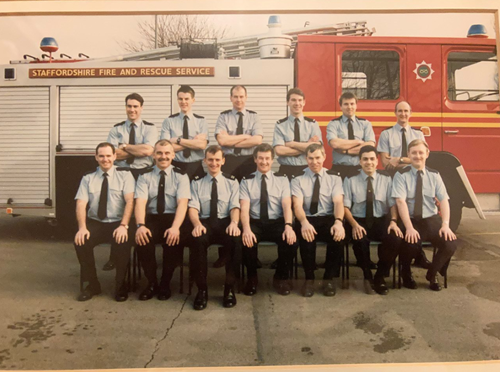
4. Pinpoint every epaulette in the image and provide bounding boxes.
[116,167,131,172]
[398,166,411,174]
[114,121,126,127]
[222,173,236,180]
[173,167,187,175]
[273,172,287,178]
[331,116,343,121]
[357,117,368,121]
[376,169,391,177]
[83,169,97,176]
[142,168,154,174]
[193,173,206,181]
[169,113,180,118]
[193,113,204,119]
[277,117,288,124]
[242,174,256,180]
[246,109,257,114]
[304,117,315,123]
[326,169,342,177]
[426,166,438,174]
[220,109,231,115]
[381,127,391,132]
[143,120,155,126]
